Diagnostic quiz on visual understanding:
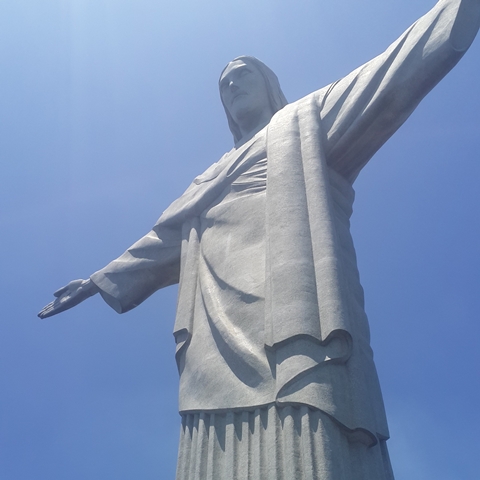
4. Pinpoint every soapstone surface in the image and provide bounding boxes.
[37,1,480,478]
